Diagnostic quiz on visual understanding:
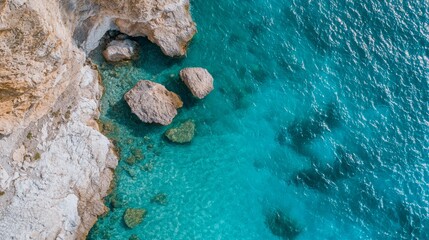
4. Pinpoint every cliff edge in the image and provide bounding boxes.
[0,0,196,239]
